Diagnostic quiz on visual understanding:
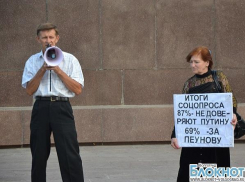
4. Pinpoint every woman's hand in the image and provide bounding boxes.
[231,113,238,130]
[171,138,181,149]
